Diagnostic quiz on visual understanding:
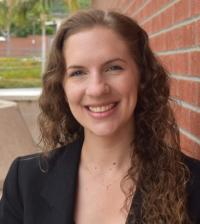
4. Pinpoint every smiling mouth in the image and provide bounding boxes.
[86,103,117,113]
